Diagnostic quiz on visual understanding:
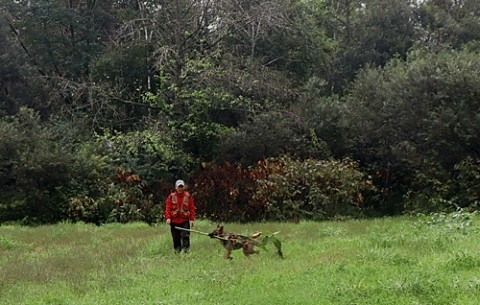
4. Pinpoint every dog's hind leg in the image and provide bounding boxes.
[242,242,259,256]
